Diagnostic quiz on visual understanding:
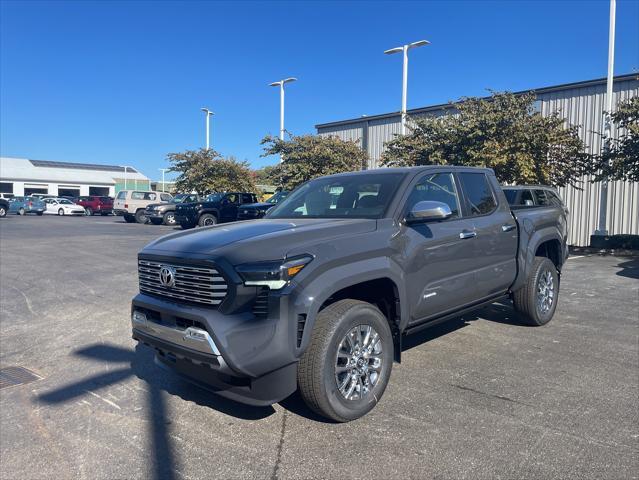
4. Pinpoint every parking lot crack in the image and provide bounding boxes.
[270,410,288,480]
[450,383,532,406]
